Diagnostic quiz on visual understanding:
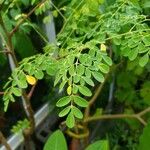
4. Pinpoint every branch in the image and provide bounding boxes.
[0,92,4,95]
[0,131,11,150]
[84,107,150,126]
[57,0,84,38]
[10,0,46,36]
[0,14,18,66]
[22,91,35,135]
[50,1,66,21]
[27,84,37,100]
[0,50,12,54]
[1,9,35,142]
